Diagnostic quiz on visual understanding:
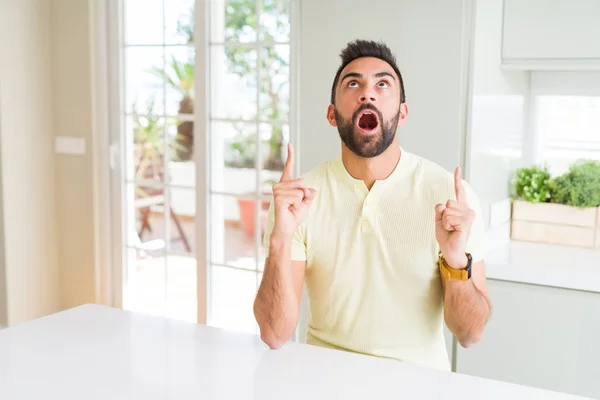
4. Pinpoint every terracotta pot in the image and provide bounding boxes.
[237,197,270,238]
